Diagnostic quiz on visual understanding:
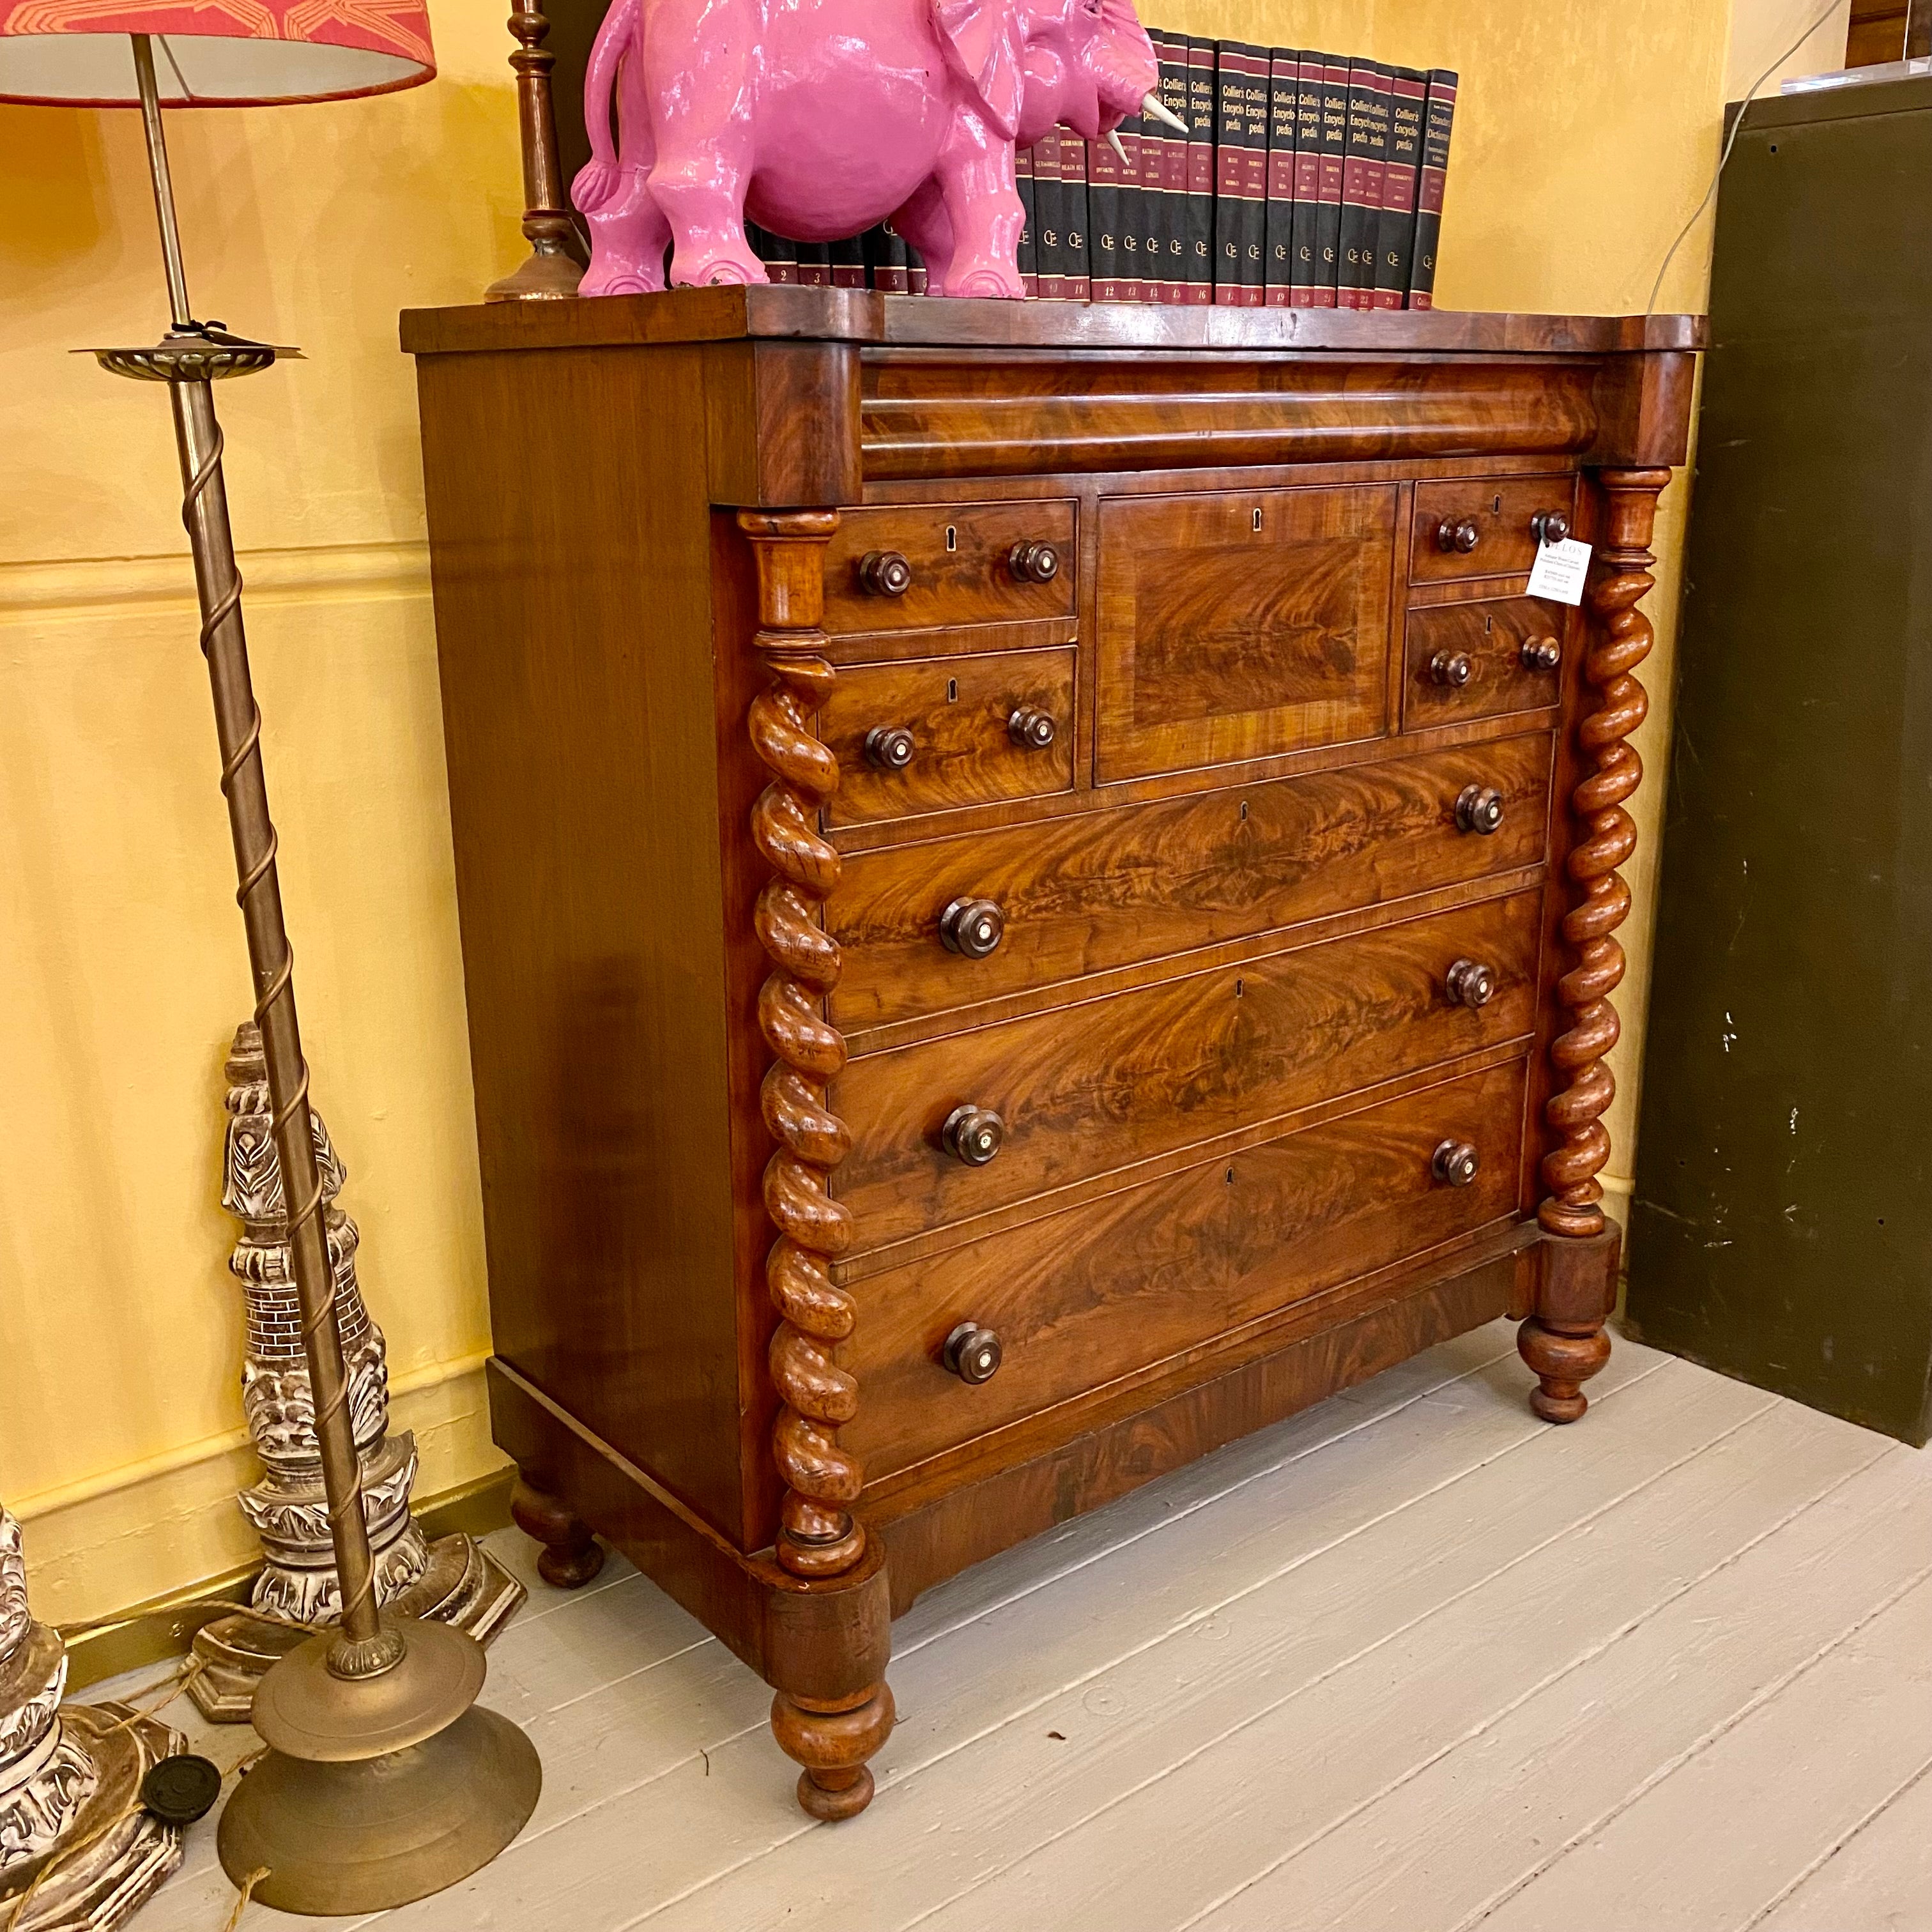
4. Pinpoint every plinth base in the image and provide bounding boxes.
[0,1705,184,1932]
[189,1533,524,1722]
